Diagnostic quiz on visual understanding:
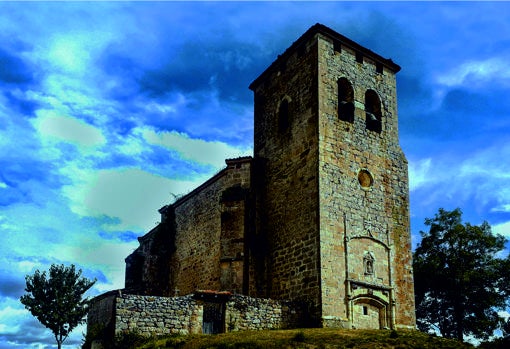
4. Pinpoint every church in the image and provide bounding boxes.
[89,23,415,337]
